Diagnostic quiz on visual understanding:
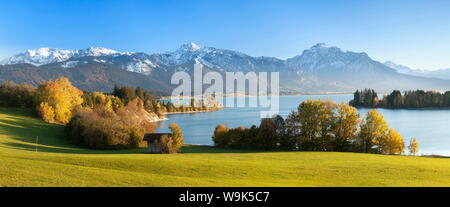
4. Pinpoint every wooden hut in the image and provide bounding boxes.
[143,133,172,153]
